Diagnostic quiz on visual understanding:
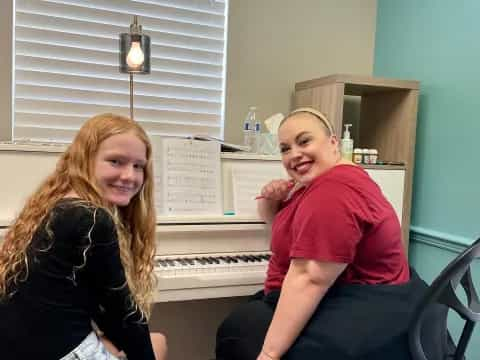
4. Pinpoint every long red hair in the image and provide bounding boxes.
[0,113,157,317]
